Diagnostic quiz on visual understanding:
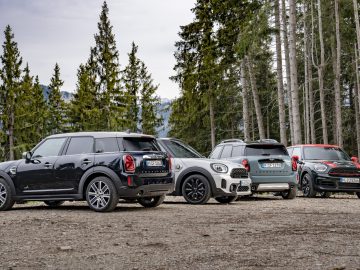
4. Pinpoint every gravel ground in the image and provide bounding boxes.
[0,194,359,270]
